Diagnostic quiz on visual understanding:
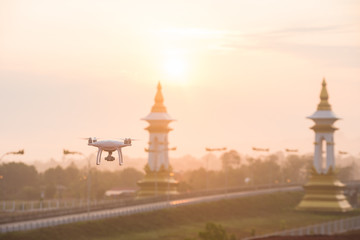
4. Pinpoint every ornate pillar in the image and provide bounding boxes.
[297,79,352,212]
[137,82,179,197]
